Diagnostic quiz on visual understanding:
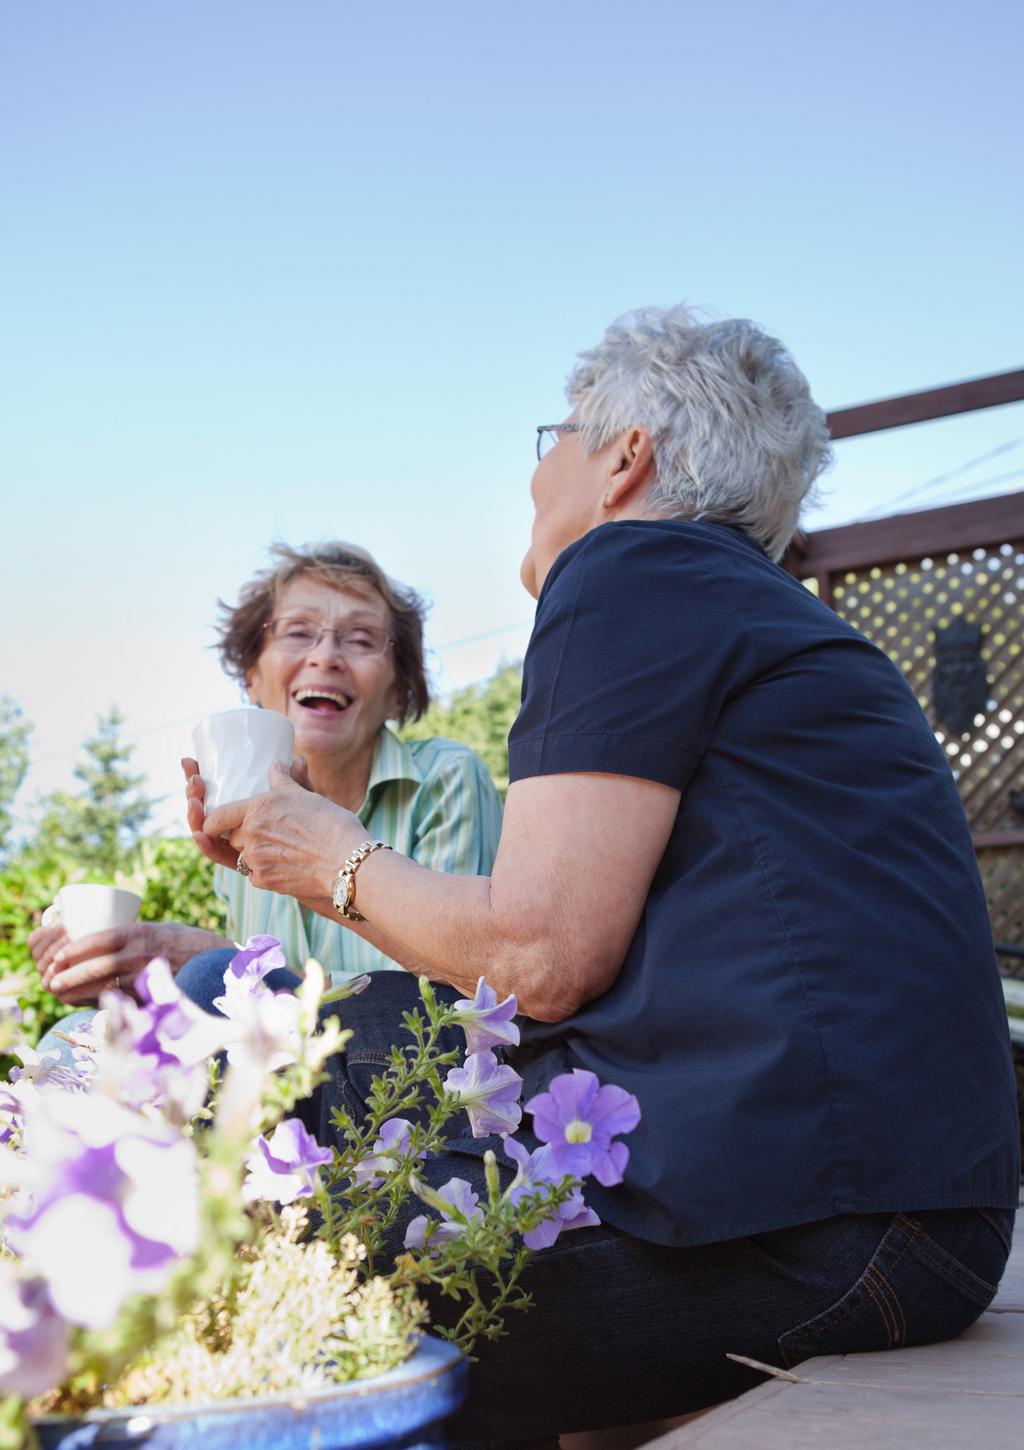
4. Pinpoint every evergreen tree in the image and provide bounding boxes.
[36,707,154,876]
[402,661,522,797]
[0,696,32,860]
